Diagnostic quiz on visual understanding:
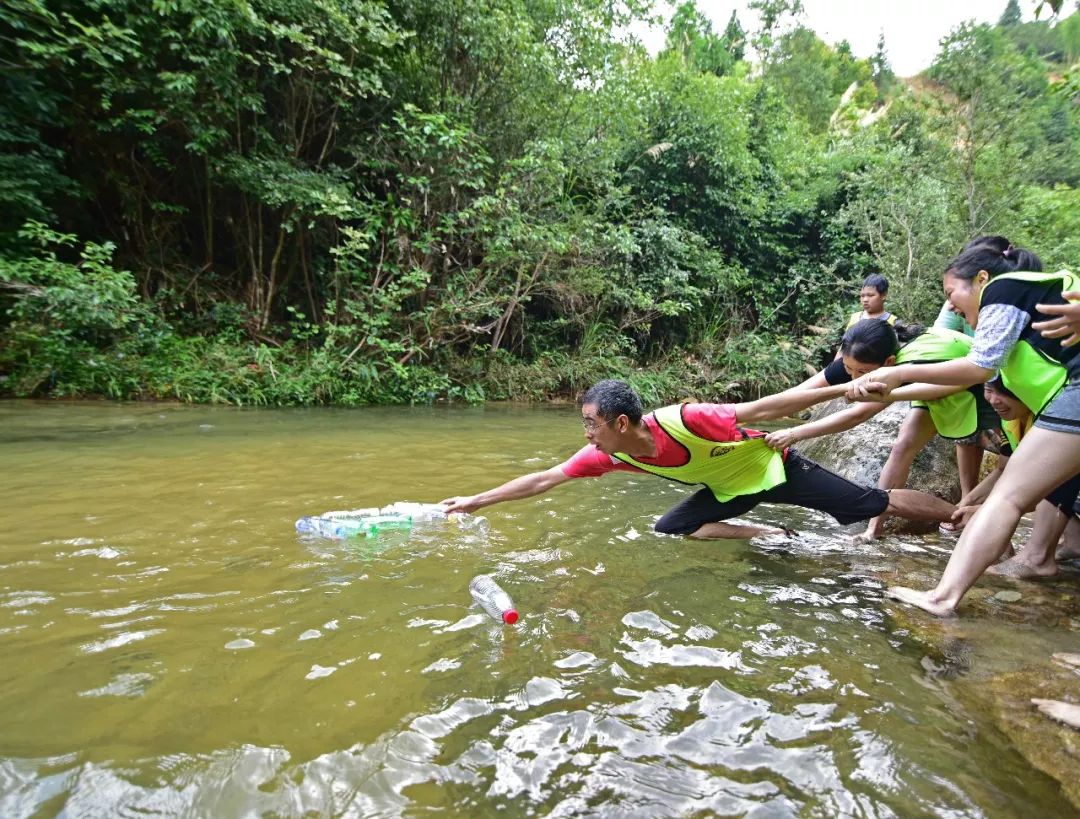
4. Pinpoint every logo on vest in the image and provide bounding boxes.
[709,444,737,458]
